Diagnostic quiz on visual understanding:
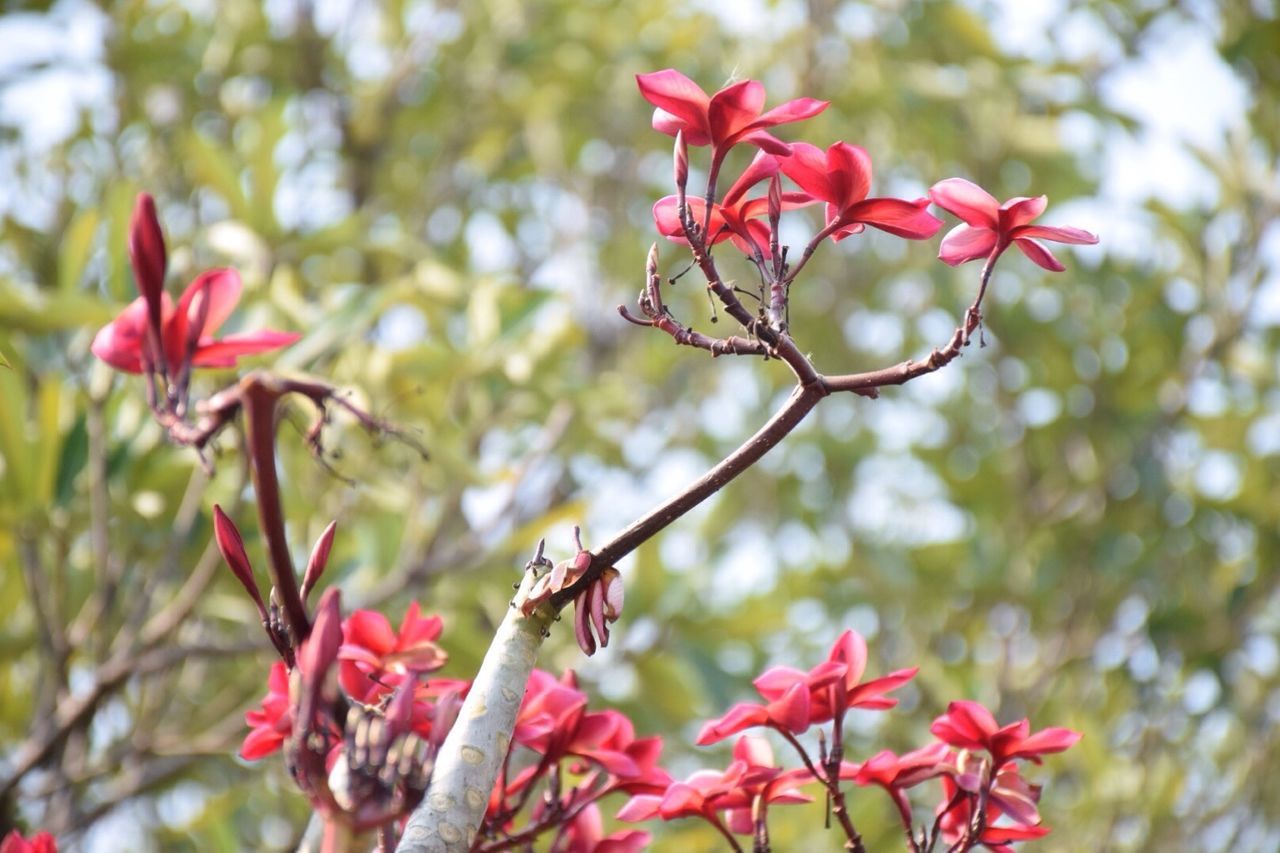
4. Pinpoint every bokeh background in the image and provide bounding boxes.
[1,0,1278,849]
